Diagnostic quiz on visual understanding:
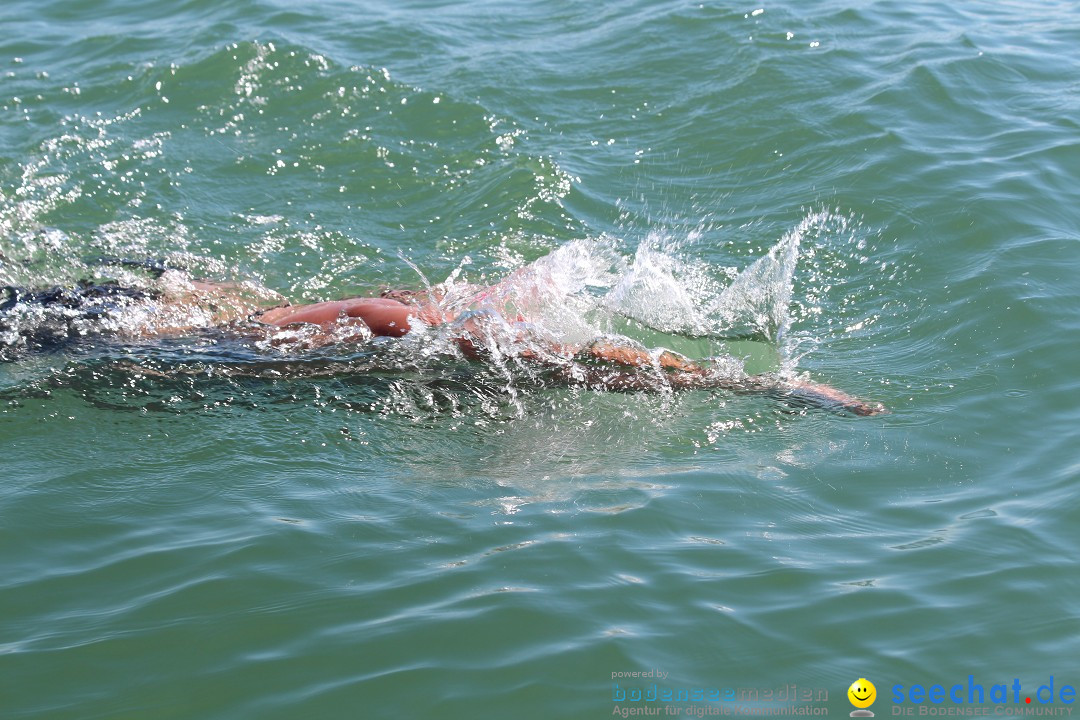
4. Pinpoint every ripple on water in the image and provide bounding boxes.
[3,0,1079,716]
